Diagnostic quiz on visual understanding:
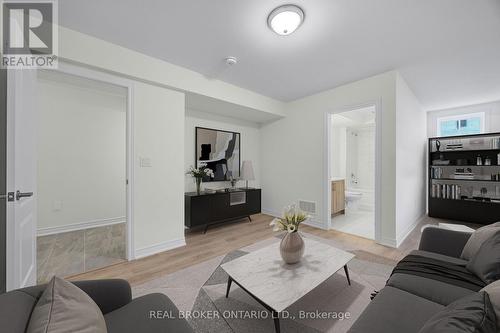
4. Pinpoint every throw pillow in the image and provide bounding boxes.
[418,292,496,333]
[466,230,500,284]
[461,222,500,260]
[481,279,500,329]
[26,276,107,333]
